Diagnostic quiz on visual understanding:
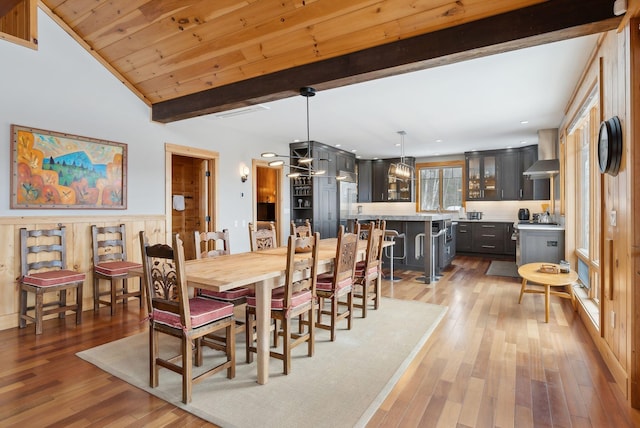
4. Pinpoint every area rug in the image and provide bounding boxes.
[486,260,520,278]
[77,298,447,428]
